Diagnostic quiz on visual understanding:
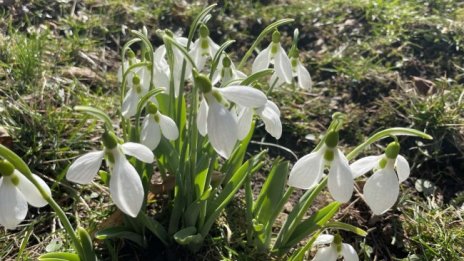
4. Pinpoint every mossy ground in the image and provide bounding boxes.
[0,0,463,260]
